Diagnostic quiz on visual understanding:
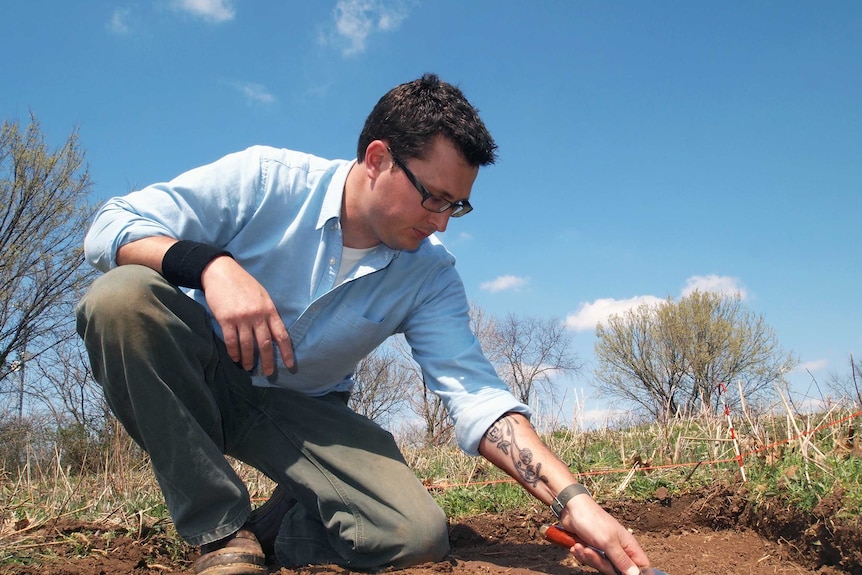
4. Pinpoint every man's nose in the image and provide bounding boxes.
[429,210,450,233]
